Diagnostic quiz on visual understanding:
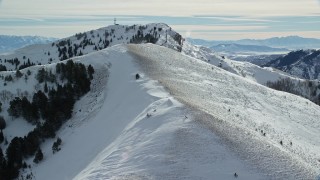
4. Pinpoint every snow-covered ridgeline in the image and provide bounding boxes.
[0,23,182,71]
[23,45,268,180]
[128,44,320,178]
[1,43,317,179]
